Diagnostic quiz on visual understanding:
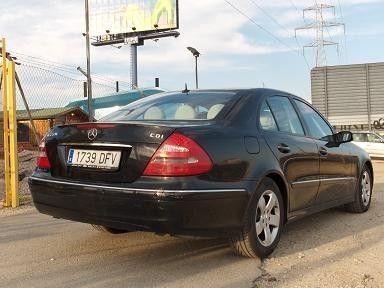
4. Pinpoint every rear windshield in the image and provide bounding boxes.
[101,91,237,122]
